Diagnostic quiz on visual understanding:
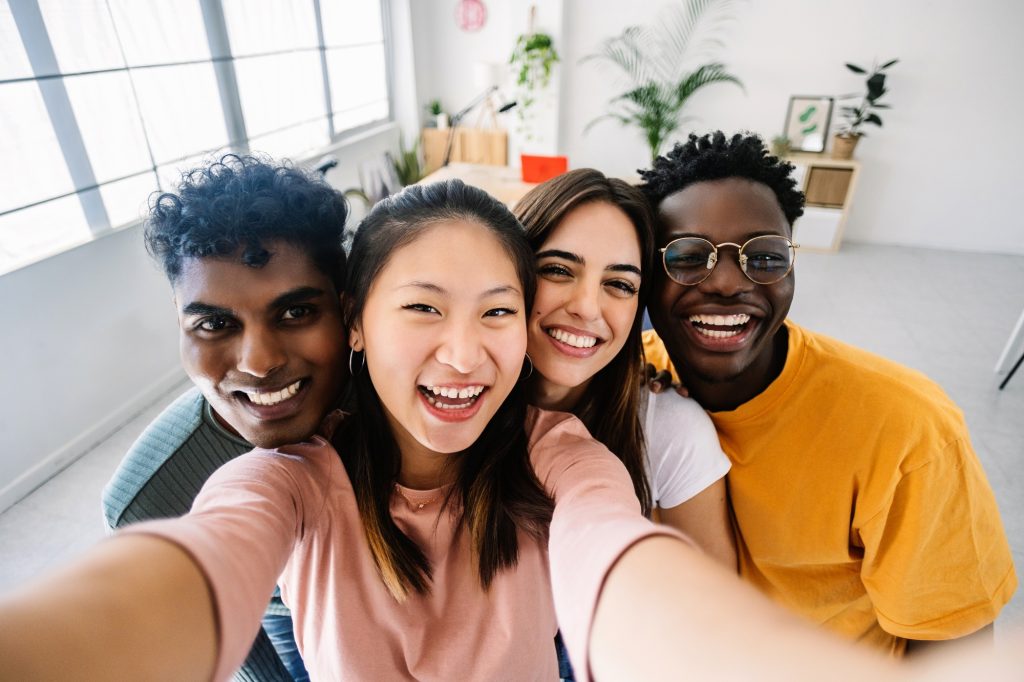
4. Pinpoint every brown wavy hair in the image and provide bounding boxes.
[515,169,654,515]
